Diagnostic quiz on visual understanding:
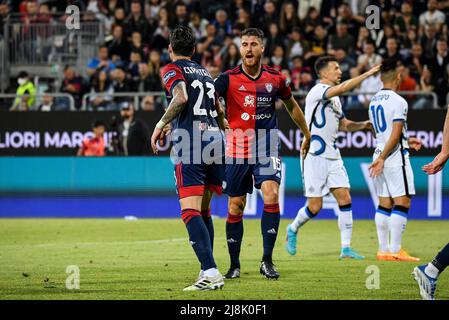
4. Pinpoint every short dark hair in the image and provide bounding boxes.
[92,120,105,128]
[169,25,196,57]
[380,58,398,74]
[314,55,338,76]
[241,28,264,42]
